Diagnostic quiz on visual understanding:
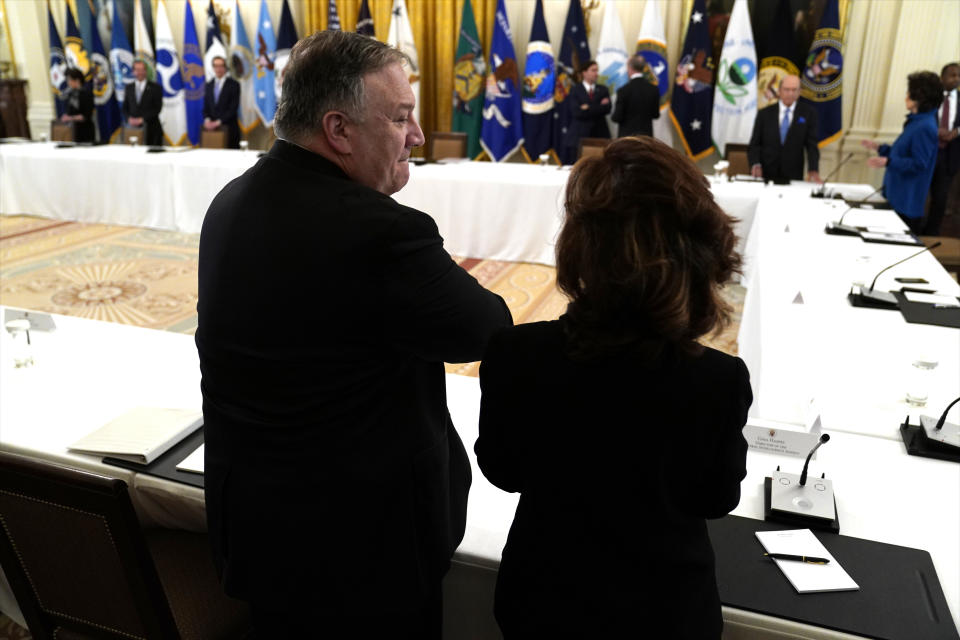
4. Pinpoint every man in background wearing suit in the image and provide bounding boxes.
[748,74,821,183]
[567,60,611,159]
[611,55,660,138]
[925,62,960,235]
[202,56,240,149]
[122,59,163,146]
[197,30,512,638]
